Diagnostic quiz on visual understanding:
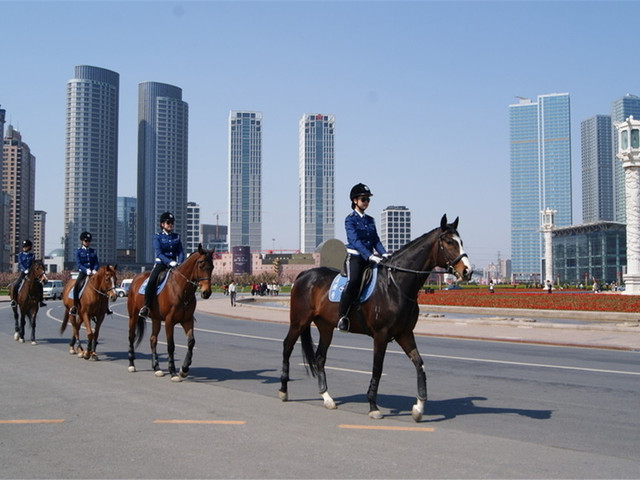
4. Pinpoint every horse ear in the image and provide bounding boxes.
[113,264,118,271]
[198,243,204,254]
[451,217,459,230]
[440,214,448,230]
